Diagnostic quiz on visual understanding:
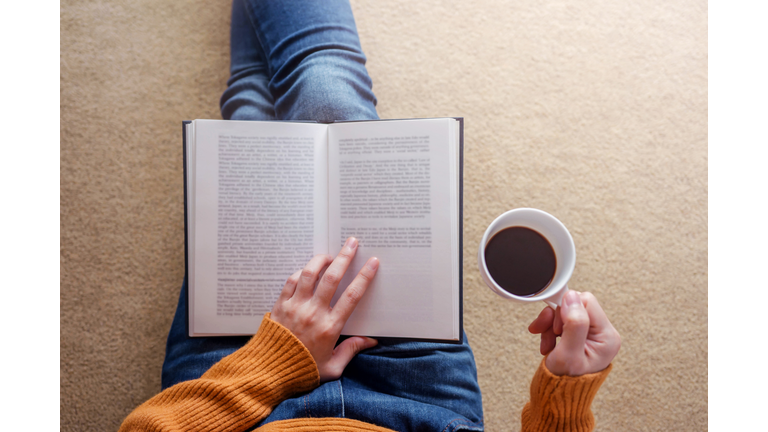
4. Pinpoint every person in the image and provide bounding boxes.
[120,1,621,431]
